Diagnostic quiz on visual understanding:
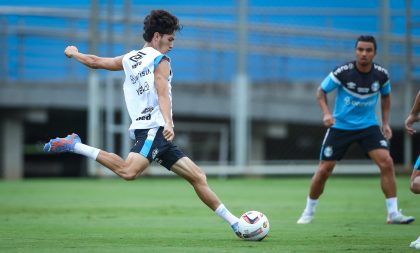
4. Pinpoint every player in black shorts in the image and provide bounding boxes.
[297,35,414,225]
[43,10,242,238]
